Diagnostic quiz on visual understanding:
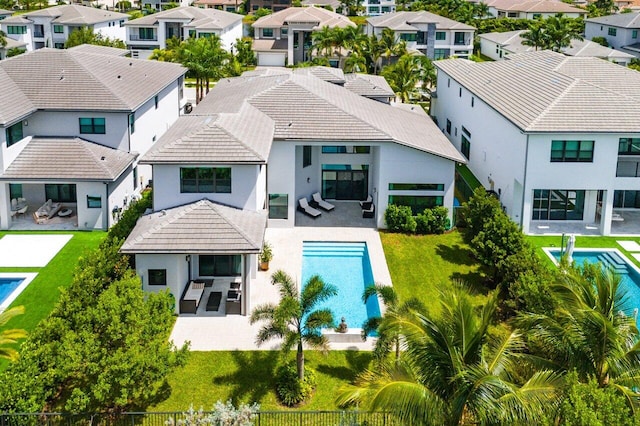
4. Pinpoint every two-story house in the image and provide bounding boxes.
[479,30,635,65]
[0,5,128,51]
[0,46,186,231]
[121,66,464,316]
[485,0,586,19]
[585,12,640,58]
[125,6,243,59]
[252,6,355,66]
[248,0,291,13]
[0,9,12,20]
[193,0,242,13]
[140,0,190,12]
[431,50,640,236]
[366,11,475,60]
